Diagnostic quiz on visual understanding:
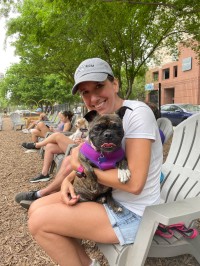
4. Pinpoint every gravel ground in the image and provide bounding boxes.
[0,117,199,266]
